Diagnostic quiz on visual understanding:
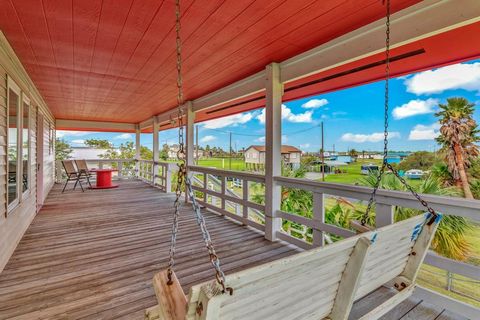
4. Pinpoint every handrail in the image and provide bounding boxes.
[274,176,480,223]
[188,165,265,182]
